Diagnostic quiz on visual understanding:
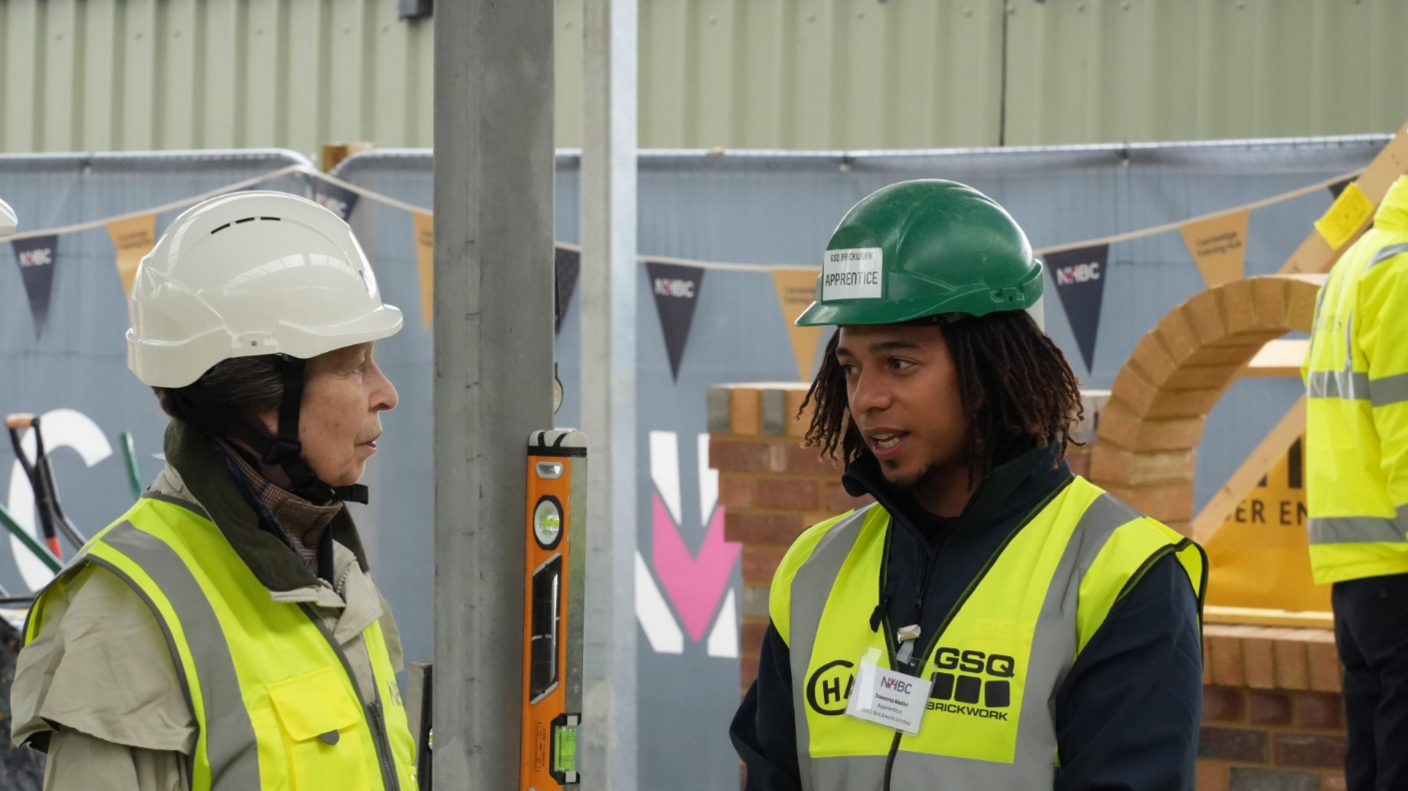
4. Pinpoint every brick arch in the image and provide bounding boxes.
[1087,275,1326,537]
